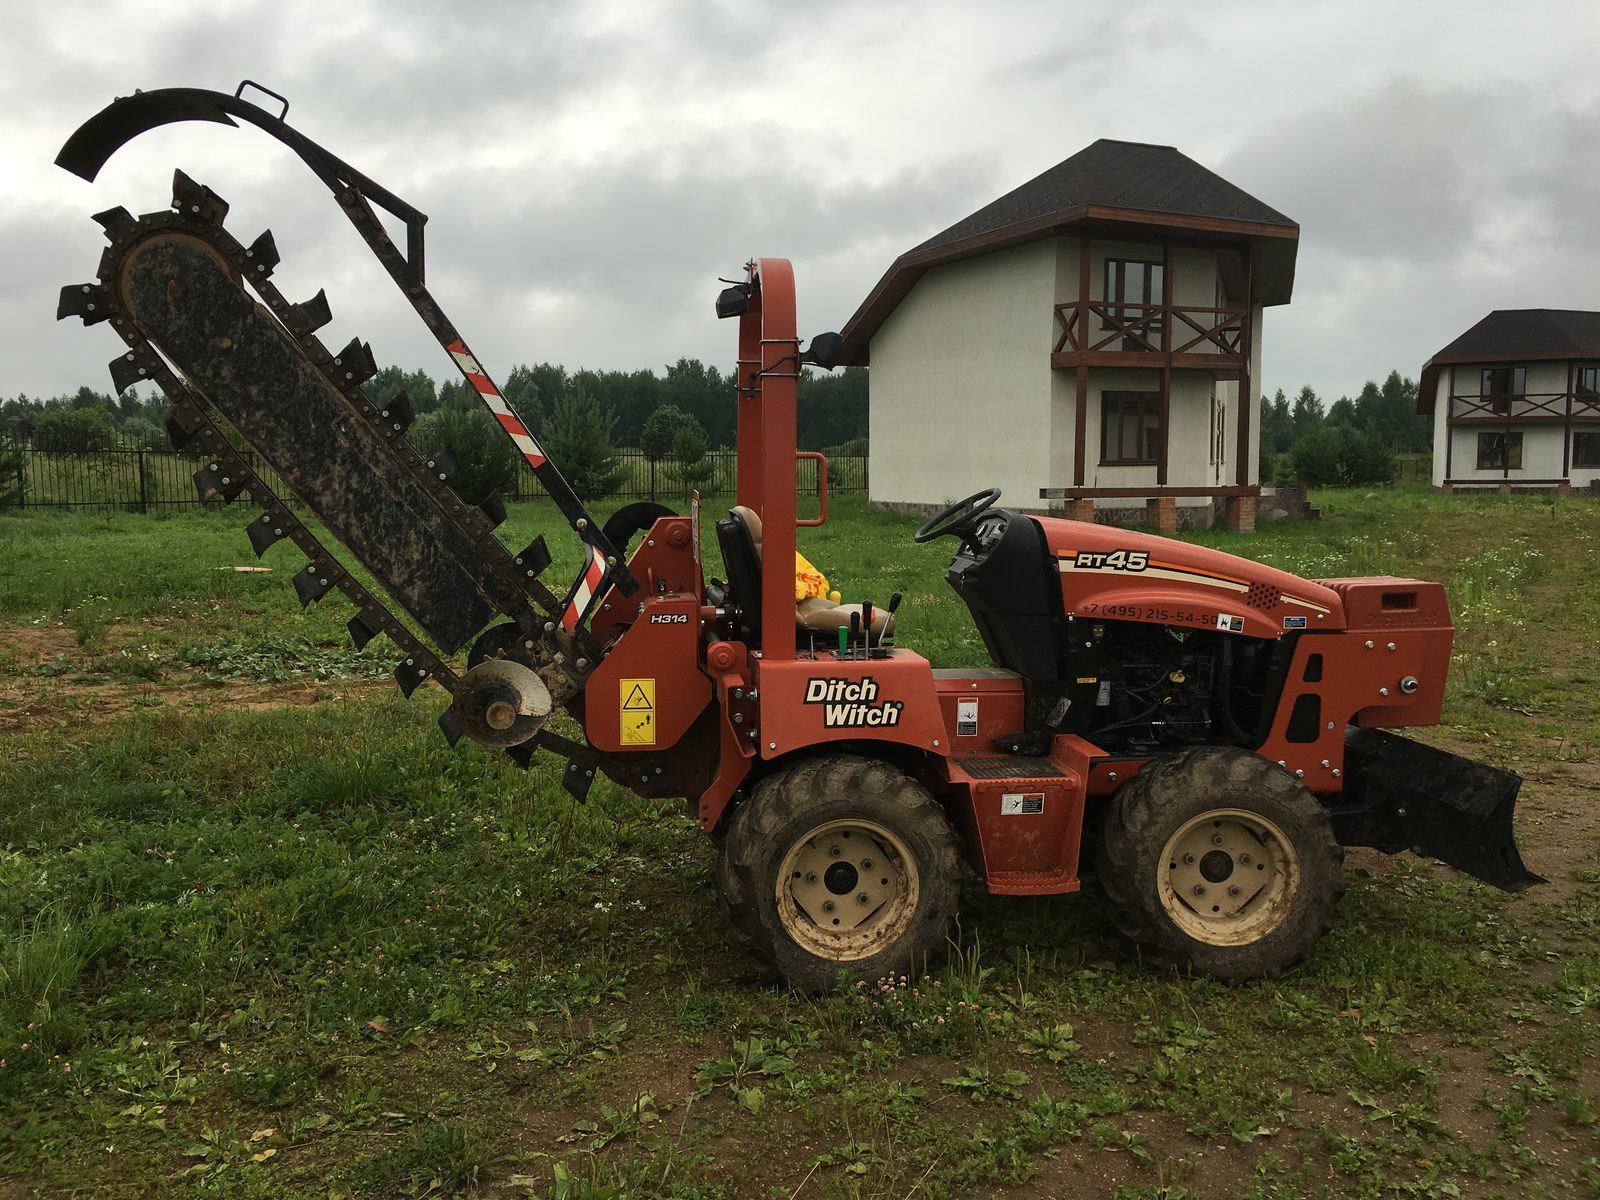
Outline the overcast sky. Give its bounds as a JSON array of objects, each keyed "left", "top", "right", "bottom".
[{"left": 5, "top": 0, "right": 1598, "bottom": 407}]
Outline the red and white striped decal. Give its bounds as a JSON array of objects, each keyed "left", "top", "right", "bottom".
[
  {"left": 561, "top": 544, "right": 609, "bottom": 632},
  {"left": 446, "top": 339, "right": 547, "bottom": 469}
]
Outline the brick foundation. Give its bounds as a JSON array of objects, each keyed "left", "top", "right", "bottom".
[
  {"left": 1064, "top": 498, "right": 1096, "bottom": 523},
  {"left": 1224, "top": 495, "right": 1256, "bottom": 533},
  {"left": 1143, "top": 496, "right": 1177, "bottom": 533}
]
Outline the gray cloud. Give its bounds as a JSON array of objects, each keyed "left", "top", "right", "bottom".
[{"left": 6, "top": 0, "right": 1600, "bottom": 407}]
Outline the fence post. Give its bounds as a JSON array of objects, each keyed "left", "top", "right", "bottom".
[
  {"left": 650, "top": 459, "right": 657, "bottom": 502},
  {"left": 137, "top": 448, "right": 148, "bottom": 514}
]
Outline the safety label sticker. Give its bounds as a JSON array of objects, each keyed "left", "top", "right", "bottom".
[
  {"left": 956, "top": 697, "right": 979, "bottom": 738},
  {"left": 1283, "top": 615, "right": 1307, "bottom": 629},
  {"left": 1001, "top": 792, "right": 1045, "bottom": 816},
  {"left": 620, "top": 678, "right": 656, "bottom": 746},
  {"left": 1215, "top": 613, "right": 1245, "bottom": 633}
]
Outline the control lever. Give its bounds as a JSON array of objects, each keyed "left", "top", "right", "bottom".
[
  {"left": 848, "top": 610, "right": 861, "bottom": 659},
  {"left": 877, "top": 591, "right": 903, "bottom": 652}
]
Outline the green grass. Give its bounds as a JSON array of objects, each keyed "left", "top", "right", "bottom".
[{"left": 1, "top": 486, "right": 1599, "bottom": 1197}]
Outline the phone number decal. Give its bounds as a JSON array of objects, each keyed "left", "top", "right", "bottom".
[{"left": 1075, "top": 601, "right": 1213, "bottom": 625}]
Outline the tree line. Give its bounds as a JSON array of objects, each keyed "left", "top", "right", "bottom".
[
  {"left": 0, "top": 359, "right": 870, "bottom": 505},
  {"left": 0, "top": 358, "right": 869, "bottom": 455},
  {"left": 1258, "top": 370, "right": 1429, "bottom": 487}
]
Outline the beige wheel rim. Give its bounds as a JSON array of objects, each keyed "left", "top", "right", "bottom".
[
  {"left": 775, "top": 819, "right": 920, "bottom": 962},
  {"left": 1158, "top": 808, "right": 1300, "bottom": 946}
]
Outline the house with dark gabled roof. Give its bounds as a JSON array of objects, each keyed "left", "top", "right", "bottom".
[
  {"left": 1418, "top": 310, "right": 1600, "bottom": 492},
  {"left": 838, "top": 139, "right": 1299, "bottom": 530}
]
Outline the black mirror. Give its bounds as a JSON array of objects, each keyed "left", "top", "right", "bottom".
[
  {"left": 800, "top": 331, "right": 843, "bottom": 370},
  {"left": 715, "top": 284, "right": 750, "bottom": 319}
]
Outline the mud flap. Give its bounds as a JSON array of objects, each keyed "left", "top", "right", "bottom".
[{"left": 1331, "top": 728, "right": 1544, "bottom": 892}]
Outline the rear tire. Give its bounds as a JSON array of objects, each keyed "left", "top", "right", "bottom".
[
  {"left": 717, "top": 755, "right": 962, "bottom": 993},
  {"left": 1096, "top": 747, "right": 1343, "bottom": 980}
]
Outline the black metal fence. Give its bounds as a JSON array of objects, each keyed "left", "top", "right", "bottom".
[{"left": 0, "top": 443, "right": 867, "bottom": 513}]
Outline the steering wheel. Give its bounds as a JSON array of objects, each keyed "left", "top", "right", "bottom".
[{"left": 914, "top": 487, "right": 1002, "bottom": 544}]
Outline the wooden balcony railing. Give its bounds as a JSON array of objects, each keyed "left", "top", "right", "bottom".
[
  {"left": 1448, "top": 391, "right": 1600, "bottom": 423},
  {"left": 1053, "top": 300, "right": 1247, "bottom": 359}
]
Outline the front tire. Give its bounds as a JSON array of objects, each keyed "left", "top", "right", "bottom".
[
  {"left": 717, "top": 755, "right": 962, "bottom": 992},
  {"left": 1096, "top": 747, "right": 1343, "bottom": 980}
]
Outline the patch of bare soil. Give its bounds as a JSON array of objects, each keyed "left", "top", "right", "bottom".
[
  {"left": 0, "top": 674, "right": 390, "bottom": 732},
  {"left": 0, "top": 622, "right": 388, "bottom": 732}
]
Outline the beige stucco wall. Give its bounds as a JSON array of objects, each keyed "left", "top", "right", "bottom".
[
  {"left": 1429, "top": 373, "right": 1449, "bottom": 487},
  {"left": 867, "top": 242, "right": 1057, "bottom": 508},
  {"left": 1431, "top": 360, "right": 1592, "bottom": 486},
  {"left": 1050, "top": 369, "right": 1223, "bottom": 509},
  {"left": 868, "top": 236, "right": 1260, "bottom": 508}
]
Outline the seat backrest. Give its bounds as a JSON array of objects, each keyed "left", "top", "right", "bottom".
[{"left": 715, "top": 508, "right": 763, "bottom": 638}]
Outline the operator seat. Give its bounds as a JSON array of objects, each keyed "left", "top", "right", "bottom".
[{"left": 718, "top": 505, "right": 893, "bottom": 638}]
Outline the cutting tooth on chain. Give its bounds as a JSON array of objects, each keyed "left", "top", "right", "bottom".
[
  {"left": 478, "top": 492, "right": 507, "bottom": 530},
  {"left": 170, "top": 170, "right": 228, "bottom": 224},
  {"left": 514, "top": 536, "right": 552, "bottom": 582},
  {"left": 393, "top": 657, "right": 429, "bottom": 698},
  {"left": 437, "top": 709, "right": 465, "bottom": 749},
  {"left": 193, "top": 462, "right": 246, "bottom": 503},
  {"left": 108, "top": 351, "right": 150, "bottom": 395},
  {"left": 92, "top": 206, "right": 138, "bottom": 240},
  {"left": 243, "top": 229, "right": 280, "bottom": 278},
  {"left": 164, "top": 410, "right": 201, "bottom": 451},
  {"left": 377, "top": 389, "right": 414, "bottom": 435},
  {"left": 425, "top": 448, "right": 458, "bottom": 486},
  {"left": 286, "top": 289, "right": 332, "bottom": 335},
  {"left": 56, "top": 283, "right": 113, "bottom": 326},
  {"left": 292, "top": 562, "right": 337, "bottom": 607},
  {"left": 246, "top": 510, "right": 289, "bottom": 557},
  {"left": 562, "top": 761, "right": 594, "bottom": 803},
  {"left": 332, "top": 337, "right": 377, "bottom": 387},
  {"left": 346, "top": 612, "right": 380, "bottom": 650}
]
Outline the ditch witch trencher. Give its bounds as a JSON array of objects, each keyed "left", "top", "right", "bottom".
[{"left": 55, "top": 84, "right": 1540, "bottom": 990}]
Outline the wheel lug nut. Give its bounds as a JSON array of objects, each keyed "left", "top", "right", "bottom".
[
  {"left": 806, "top": 873, "right": 817, "bottom": 883},
  {"left": 823, "top": 901, "right": 835, "bottom": 912},
  {"left": 1228, "top": 885, "right": 1240, "bottom": 896},
  {"left": 1193, "top": 885, "right": 1206, "bottom": 896},
  {"left": 857, "top": 893, "right": 870, "bottom": 904},
  {"left": 829, "top": 846, "right": 842, "bottom": 857},
  {"left": 1239, "top": 854, "right": 1250, "bottom": 865},
  {"left": 1212, "top": 835, "right": 1225, "bottom": 846},
  {"left": 1183, "top": 853, "right": 1195, "bottom": 864},
  {"left": 861, "top": 859, "right": 872, "bottom": 869}
]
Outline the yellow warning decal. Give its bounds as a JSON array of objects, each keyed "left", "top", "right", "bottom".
[{"left": 620, "top": 678, "right": 656, "bottom": 746}]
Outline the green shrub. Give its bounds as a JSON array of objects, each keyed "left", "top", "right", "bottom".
[
  {"left": 0, "top": 440, "right": 20, "bottom": 509},
  {"left": 639, "top": 404, "right": 696, "bottom": 462},
  {"left": 542, "top": 388, "right": 626, "bottom": 501},
  {"left": 410, "top": 399, "right": 521, "bottom": 506},
  {"left": 666, "top": 422, "right": 716, "bottom": 497},
  {"left": 31, "top": 407, "right": 115, "bottom": 454},
  {"left": 1287, "top": 425, "right": 1397, "bottom": 487}
]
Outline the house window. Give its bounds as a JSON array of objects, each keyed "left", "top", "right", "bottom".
[
  {"left": 1102, "top": 259, "right": 1163, "bottom": 334},
  {"left": 1574, "top": 431, "right": 1600, "bottom": 469},
  {"left": 1476, "top": 431, "right": 1523, "bottom": 470},
  {"left": 1576, "top": 367, "right": 1600, "bottom": 398},
  {"left": 1482, "top": 366, "right": 1525, "bottom": 414},
  {"left": 1102, "top": 391, "right": 1161, "bottom": 464}
]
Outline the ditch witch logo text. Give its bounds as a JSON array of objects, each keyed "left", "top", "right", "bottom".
[{"left": 803, "top": 677, "right": 904, "bottom": 728}]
